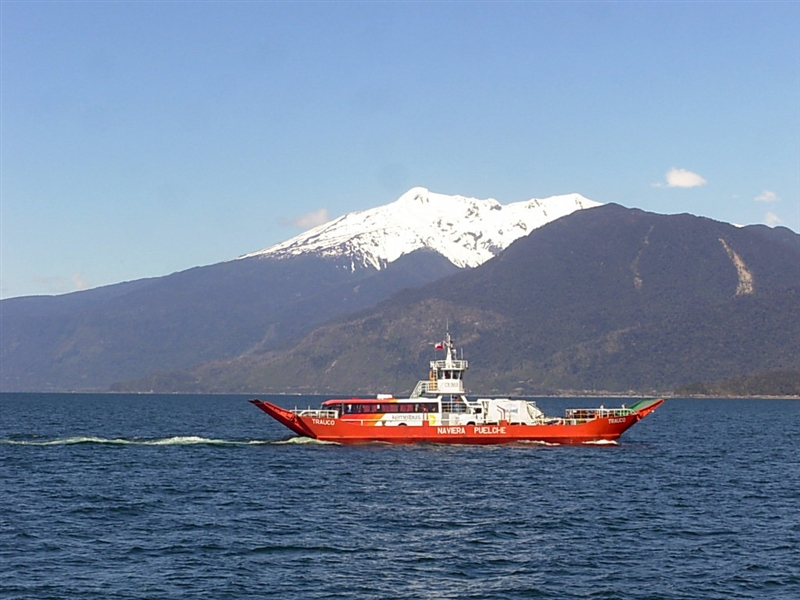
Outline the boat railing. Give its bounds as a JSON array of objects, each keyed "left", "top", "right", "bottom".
[
  {"left": 565, "top": 407, "right": 635, "bottom": 420},
  {"left": 410, "top": 380, "right": 432, "bottom": 398},
  {"left": 440, "top": 402, "right": 468, "bottom": 414},
  {"left": 293, "top": 408, "right": 339, "bottom": 419},
  {"left": 431, "top": 359, "right": 468, "bottom": 370}
]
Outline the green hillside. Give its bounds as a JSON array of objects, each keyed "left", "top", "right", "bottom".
[{"left": 118, "top": 205, "right": 800, "bottom": 396}]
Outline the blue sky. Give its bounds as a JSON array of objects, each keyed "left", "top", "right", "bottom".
[{"left": 2, "top": 1, "right": 798, "bottom": 299}]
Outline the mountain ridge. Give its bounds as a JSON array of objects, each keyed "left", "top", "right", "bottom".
[
  {"left": 121, "top": 204, "right": 800, "bottom": 396},
  {"left": 241, "top": 187, "right": 599, "bottom": 269},
  {"left": 1, "top": 187, "right": 600, "bottom": 392}
]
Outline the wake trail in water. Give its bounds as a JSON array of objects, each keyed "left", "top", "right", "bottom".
[
  {"left": 273, "top": 436, "right": 340, "bottom": 445},
  {"left": 0, "top": 436, "right": 285, "bottom": 447}
]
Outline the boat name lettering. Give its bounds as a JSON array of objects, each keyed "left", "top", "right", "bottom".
[
  {"left": 473, "top": 426, "right": 507, "bottom": 435},
  {"left": 312, "top": 418, "right": 336, "bottom": 426},
  {"left": 608, "top": 417, "right": 626, "bottom": 424},
  {"left": 437, "top": 427, "right": 466, "bottom": 435}
]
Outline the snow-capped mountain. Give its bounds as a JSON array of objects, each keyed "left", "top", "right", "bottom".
[{"left": 242, "top": 187, "right": 601, "bottom": 269}]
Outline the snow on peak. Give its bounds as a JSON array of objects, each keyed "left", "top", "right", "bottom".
[{"left": 240, "top": 188, "right": 601, "bottom": 269}]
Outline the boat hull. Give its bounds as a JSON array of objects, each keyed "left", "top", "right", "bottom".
[{"left": 249, "top": 399, "right": 664, "bottom": 445}]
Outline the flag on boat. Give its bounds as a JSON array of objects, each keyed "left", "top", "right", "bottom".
[{"left": 434, "top": 342, "right": 444, "bottom": 350}]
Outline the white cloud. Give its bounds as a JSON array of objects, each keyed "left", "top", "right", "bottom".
[
  {"left": 72, "top": 272, "right": 90, "bottom": 291},
  {"left": 291, "top": 208, "right": 330, "bottom": 229},
  {"left": 33, "top": 272, "right": 90, "bottom": 294},
  {"left": 764, "top": 212, "right": 783, "bottom": 226},
  {"left": 656, "top": 167, "right": 707, "bottom": 188},
  {"left": 754, "top": 190, "right": 779, "bottom": 203}
]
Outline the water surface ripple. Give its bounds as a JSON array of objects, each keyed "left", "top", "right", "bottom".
[{"left": 2, "top": 394, "right": 798, "bottom": 599}]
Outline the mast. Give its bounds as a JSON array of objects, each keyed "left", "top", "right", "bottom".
[{"left": 444, "top": 331, "right": 454, "bottom": 366}]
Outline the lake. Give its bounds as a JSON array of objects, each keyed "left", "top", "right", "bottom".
[{"left": 1, "top": 393, "right": 798, "bottom": 599}]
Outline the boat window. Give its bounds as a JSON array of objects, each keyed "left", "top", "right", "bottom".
[
  {"left": 342, "top": 403, "right": 400, "bottom": 414},
  {"left": 394, "top": 402, "right": 438, "bottom": 413}
]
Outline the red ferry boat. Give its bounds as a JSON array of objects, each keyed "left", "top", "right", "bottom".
[{"left": 250, "top": 334, "right": 664, "bottom": 445}]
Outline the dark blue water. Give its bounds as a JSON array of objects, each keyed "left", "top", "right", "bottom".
[{"left": 2, "top": 394, "right": 799, "bottom": 599}]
